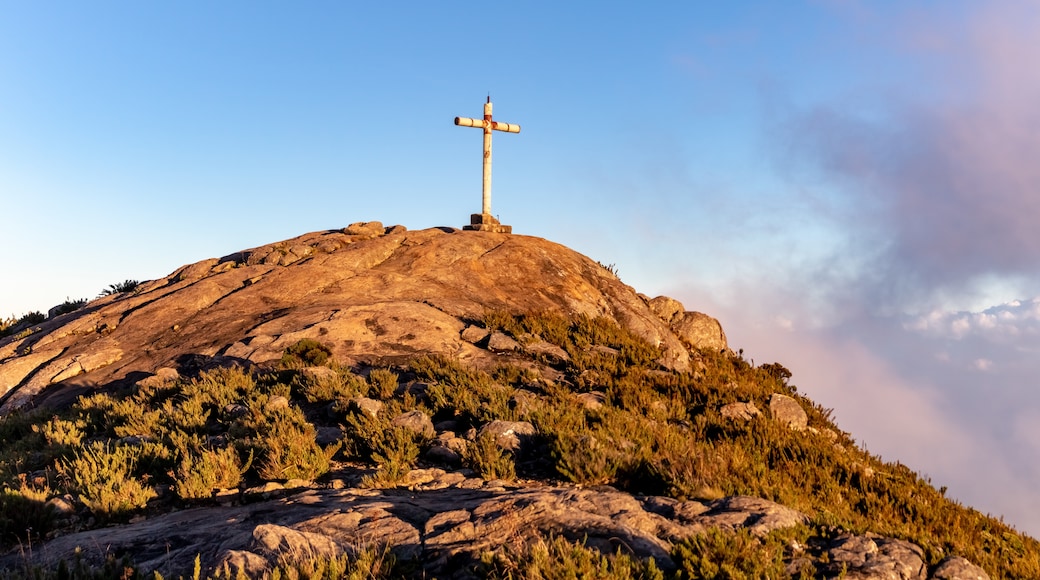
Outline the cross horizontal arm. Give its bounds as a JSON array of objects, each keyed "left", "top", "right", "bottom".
[{"left": 454, "top": 117, "right": 521, "bottom": 133}]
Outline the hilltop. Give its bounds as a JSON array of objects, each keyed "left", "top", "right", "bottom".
[{"left": 0, "top": 222, "right": 1034, "bottom": 579}]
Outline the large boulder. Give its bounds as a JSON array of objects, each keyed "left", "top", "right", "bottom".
[{"left": 646, "top": 295, "right": 728, "bottom": 352}]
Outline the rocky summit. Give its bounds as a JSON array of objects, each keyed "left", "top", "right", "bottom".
[
  {"left": 0, "top": 222, "right": 723, "bottom": 412},
  {"left": 0, "top": 222, "right": 1031, "bottom": 579}
]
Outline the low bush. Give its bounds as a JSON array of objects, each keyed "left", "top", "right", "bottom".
[
  {"left": 254, "top": 408, "right": 338, "bottom": 481},
  {"left": 0, "top": 485, "right": 55, "bottom": 549},
  {"left": 99, "top": 279, "right": 140, "bottom": 297},
  {"left": 58, "top": 441, "right": 156, "bottom": 519},
  {"left": 464, "top": 431, "right": 516, "bottom": 481},
  {"left": 482, "top": 535, "right": 665, "bottom": 580},
  {"left": 280, "top": 339, "right": 333, "bottom": 369}
]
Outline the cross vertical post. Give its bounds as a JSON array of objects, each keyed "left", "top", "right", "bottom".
[{"left": 455, "top": 97, "right": 520, "bottom": 233}]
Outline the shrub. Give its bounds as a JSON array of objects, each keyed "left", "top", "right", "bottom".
[
  {"left": 367, "top": 368, "right": 399, "bottom": 399},
  {"left": 465, "top": 431, "right": 516, "bottom": 481},
  {"left": 255, "top": 409, "right": 339, "bottom": 481},
  {"left": 672, "top": 527, "right": 804, "bottom": 580},
  {"left": 297, "top": 368, "right": 366, "bottom": 404},
  {"left": 281, "top": 338, "right": 333, "bottom": 368},
  {"left": 482, "top": 535, "right": 664, "bottom": 580},
  {"left": 59, "top": 441, "right": 156, "bottom": 519},
  {"left": 551, "top": 433, "right": 619, "bottom": 486},
  {"left": 33, "top": 415, "right": 86, "bottom": 449},
  {"left": 53, "top": 297, "right": 88, "bottom": 317},
  {"left": 174, "top": 443, "right": 250, "bottom": 500},
  {"left": 0, "top": 485, "right": 55, "bottom": 548},
  {"left": 99, "top": 279, "right": 140, "bottom": 297},
  {"left": 355, "top": 419, "right": 420, "bottom": 488}
]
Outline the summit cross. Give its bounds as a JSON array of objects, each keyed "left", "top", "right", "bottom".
[{"left": 455, "top": 97, "right": 520, "bottom": 233}]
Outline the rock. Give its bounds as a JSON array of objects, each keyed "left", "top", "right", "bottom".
[
  {"left": 576, "top": 391, "right": 606, "bottom": 410},
  {"left": 347, "top": 397, "right": 384, "bottom": 418},
  {"left": 391, "top": 410, "right": 435, "bottom": 439},
  {"left": 670, "top": 311, "right": 728, "bottom": 351},
  {"left": 486, "top": 332, "right": 521, "bottom": 353},
  {"left": 214, "top": 550, "right": 268, "bottom": 579},
  {"left": 137, "top": 367, "right": 181, "bottom": 389},
  {"left": 2, "top": 227, "right": 698, "bottom": 413},
  {"left": 4, "top": 484, "right": 811, "bottom": 578},
  {"left": 344, "top": 221, "right": 385, "bottom": 237},
  {"left": 251, "top": 523, "right": 343, "bottom": 561},
  {"left": 299, "top": 366, "right": 337, "bottom": 382},
  {"left": 460, "top": 325, "right": 490, "bottom": 344},
  {"left": 265, "top": 395, "right": 290, "bottom": 413},
  {"left": 648, "top": 295, "right": 685, "bottom": 324},
  {"left": 720, "top": 401, "right": 761, "bottom": 421},
  {"left": 425, "top": 445, "right": 462, "bottom": 467},
  {"left": 315, "top": 426, "right": 342, "bottom": 446},
  {"left": 932, "top": 556, "right": 991, "bottom": 580},
  {"left": 385, "top": 224, "right": 408, "bottom": 235},
  {"left": 45, "top": 496, "right": 76, "bottom": 515},
  {"left": 524, "top": 340, "right": 570, "bottom": 363},
  {"left": 823, "top": 534, "right": 926, "bottom": 580},
  {"left": 694, "top": 496, "right": 808, "bottom": 536},
  {"left": 478, "top": 420, "right": 536, "bottom": 451},
  {"left": 769, "top": 394, "right": 808, "bottom": 431}
]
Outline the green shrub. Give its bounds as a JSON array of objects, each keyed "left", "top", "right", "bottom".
[
  {"left": 365, "top": 426, "right": 422, "bottom": 486},
  {"left": 255, "top": 409, "right": 339, "bottom": 481},
  {"left": 99, "top": 279, "right": 140, "bottom": 296},
  {"left": 483, "top": 535, "right": 664, "bottom": 580},
  {"left": 367, "top": 368, "right": 399, "bottom": 399},
  {"left": 33, "top": 415, "right": 86, "bottom": 448},
  {"left": 465, "top": 431, "right": 516, "bottom": 481},
  {"left": 672, "top": 527, "right": 803, "bottom": 580},
  {"left": 59, "top": 441, "right": 156, "bottom": 519},
  {"left": 296, "top": 368, "right": 366, "bottom": 404},
  {"left": 551, "top": 433, "right": 619, "bottom": 486},
  {"left": 281, "top": 339, "right": 333, "bottom": 369},
  {"left": 0, "top": 485, "right": 55, "bottom": 548},
  {"left": 174, "top": 439, "right": 250, "bottom": 500},
  {"left": 53, "top": 297, "right": 88, "bottom": 316}
]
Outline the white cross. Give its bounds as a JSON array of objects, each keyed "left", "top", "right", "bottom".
[{"left": 455, "top": 97, "right": 521, "bottom": 217}]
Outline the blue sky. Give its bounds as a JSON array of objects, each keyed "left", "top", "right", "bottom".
[{"left": 5, "top": 1, "right": 1040, "bottom": 537}]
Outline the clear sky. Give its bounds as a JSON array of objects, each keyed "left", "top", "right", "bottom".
[{"left": 4, "top": 1, "right": 1040, "bottom": 537}]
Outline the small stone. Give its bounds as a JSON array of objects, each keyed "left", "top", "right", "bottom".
[
  {"left": 344, "top": 221, "right": 385, "bottom": 237},
  {"left": 933, "top": 556, "right": 991, "bottom": 580},
  {"left": 392, "top": 410, "right": 435, "bottom": 439},
  {"left": 46, "top": 497, "right": 76, "bottom": 515},
  {"left": 524, "top": 340, "right": 570, "bottom": 363},
  {"left": 425, "top": 445, "right": 462, "bottom": 467},
  {"left": 265, "top": 395, "right": 290, "bottom": 413},
  {"left": 720, "top": 401, "right": 761, "bottom": 421},
  {"left": 460, "top": 325, "right": 491, "bottom": 344},
  {"left": 575, "top": 391, "right": 606, "bottom": 410},
  {"left": 401, "top": 468, "right": 446, "bottom": 487},
  {"left": 347, "top": 397, "right": 384, "bottom": 418},
  {"left": 487, "top": 332, "right": 521, "bottom": 353},
  {"left": 478, "top": 420, "right": 536, "bottom": 451},
  {"left": 300, "top": 366, "right": 337, "bottom": 382},
  {"left": 768, "top": 393, "right": 807, "bottom": 431}
]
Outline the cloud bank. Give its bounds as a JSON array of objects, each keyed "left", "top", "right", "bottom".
[{"left": 673, "top": 3, "right": 1040, "bottom": 537}]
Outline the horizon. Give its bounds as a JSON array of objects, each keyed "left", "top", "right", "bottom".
[{"left": 3, "top": 2, "right": 1040, "bottom": 538}]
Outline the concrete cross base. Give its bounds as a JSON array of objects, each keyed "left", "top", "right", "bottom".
[{"left": 464, "top": 213, "right": 512, "bottom": 234}]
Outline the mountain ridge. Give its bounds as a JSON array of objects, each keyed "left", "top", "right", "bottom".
[{"left": 0, "top": 221, "right": 1032, "bottom": 579}]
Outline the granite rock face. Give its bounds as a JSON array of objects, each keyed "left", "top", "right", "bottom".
[
  {"left": 1, "top": 227, "right": 717, "bottom": 412},
  {"left": 3, "top": 474, "right": 807, "bottom": 578}
]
